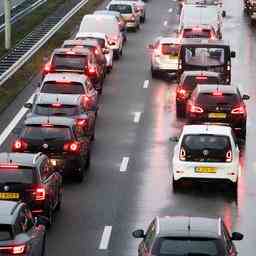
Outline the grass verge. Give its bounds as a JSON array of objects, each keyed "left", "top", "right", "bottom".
[{"left": 0, "top": 0, "right": 104, "bottom": 113}]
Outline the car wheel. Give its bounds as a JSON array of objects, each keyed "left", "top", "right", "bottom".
[
  {"left": 222, "top": 10, "right": 226, "bottom": 17},
  {"left": 76, "top": 166, "right": 85, "bottom": 183},
  {"left": 176, "top": 102, "right": 186, "bottom": 118},
  {"left": 151, "top": 66, "right": 159, "bottom": 78},
  {"left": 229, "top": 182, "right": 238, "bottom": 197},
  {"left": 172, "top": 177, "right": 180, "bottom": 192}
]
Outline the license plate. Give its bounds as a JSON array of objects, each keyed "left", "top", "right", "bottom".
[
  {"left": 0, "top": 193, "right": 19, "bottom": 200},
  {"left": 195, "top": 167, "right": 217, "bottom": 173},
  {"left": 208, "top": 113, "right": 226, "bottom": 118}
]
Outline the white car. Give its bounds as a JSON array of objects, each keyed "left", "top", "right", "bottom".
[
  {"left": 149, "top": 37, "right": 180, "bottom": 78},
  {"left": 75, "top": 32, "right": 114, "bottom": 71},
  {"left": 171, "top": 124, "right": 240, "bottom": 194}
]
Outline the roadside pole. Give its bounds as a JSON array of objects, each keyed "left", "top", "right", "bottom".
[{"left": 4, "top": 0, "right": 11, "bottom": 50}]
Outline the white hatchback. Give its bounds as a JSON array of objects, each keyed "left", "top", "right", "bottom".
[{"left": 171, "top": 124, "right": 240, "bottom": 193}]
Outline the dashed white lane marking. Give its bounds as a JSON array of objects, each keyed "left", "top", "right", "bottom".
[
  {"left": 0, "top": 94, "right": 34, "bottom": 146},
  {"left": 164, "top": 20, "right": 168, "bottom": 26},
  {"left": 99, "top": 226, "right": 112, "bottom": 250},
  {"left": 120, "top": 157, "right": 130, "bottom": 172},
  {"left": 143, "top": 80, "right": 149, "bottom": 88},
  {"left": 133, "top": 112, "right": 142, "bottom": 123},
  {"left": 168, "top": 8, "right": 173, "bottom": 13}
]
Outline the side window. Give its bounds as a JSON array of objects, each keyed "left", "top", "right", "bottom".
[
  {"left": 40, "top": 160, "right": 52, "bottom": 180},
  {"left": 144, "top": 220, "right": 156, "bottom": 251}
]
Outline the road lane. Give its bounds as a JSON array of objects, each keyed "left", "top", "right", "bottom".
[{"left": 0, "top": 0, "right": 255, "bottom": 255}]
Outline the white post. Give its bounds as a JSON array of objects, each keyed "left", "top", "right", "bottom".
[{"left": 4, "top": 0, "right": 11, "bottom": 50}]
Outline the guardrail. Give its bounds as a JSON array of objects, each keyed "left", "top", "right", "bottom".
[{"left": 0, "top": 0, "right": 89, "bottom": 87}]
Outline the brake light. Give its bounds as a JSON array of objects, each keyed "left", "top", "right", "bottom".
[
  {"left": 12, "top": 139, "right": 28, "bottom": 152},
  {"left": 41, "top": 123, "right": 53, "bottom": 127},
  {"left": 0, "top": 164, "right": 19, "bottom": 169},
  {"left": 94, "top": 49, "right": 99, "bottom": 55},
  {"left": 63, "top": 141, "right": 80, "bottom": 153},
  {"left": 0, "top": 245, "right": 26, "bottom": 255},
  {"left": 212, "top": 91, "right": 223, "bottom": 96},
  {"left": 231, "top": 106, "right": 245, "bottom": 114},
  {"left": 196, "top": 76, "right": 207, "bottom": 80},
  {"left": 179, "top": 147, "right": 186, "bottom": 161},
  {"left": 55, "top": 80, "right": 71, "bottom": 84},
  {"left": 52, "top": 103, "right": 62, "bottom": 107},
  {"left": 130, "top": 15, "right": 135, "bottom": 21},
  {"left": 66, "top": 51, "right": 75, "bottom": 55},
  {"left": 43, "top": 62, "right": 52, "bottom": 74},
  {"left": 76, "top": 119, "right": 88, "bottom": 127},
  {"left": 226, "top": 150, "right": 232, "bottom": 162},
  {"left": 190, "top": 105, "right": 203, "bottom": 113},
  {"left": 87, "top": 66, "right": 97, "bottom": 75},
  {"left": 192, "top": 27, "right": 202, "bottom": 31},
  {"left": 35, "top": 187, "right": 46, "bottom": 201},
  {"left": 177, "top": 88, "right": 187, "bottom": 99}
]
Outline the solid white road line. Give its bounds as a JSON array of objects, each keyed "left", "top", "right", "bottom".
[
  {"left": 133, "top": 112, "right": 141, "bottom": 123},
  {"left": 143, "top": 80, "right": 149, "bottom": 88},
  {"left": 0, "top": 94, "right": 34, "bottom": 146},
  {"left": 99, "top": 226, "right": 112, "bottom": 250},
  {"left": 120, "top": 157, "right": 130, "bottom": 172}
]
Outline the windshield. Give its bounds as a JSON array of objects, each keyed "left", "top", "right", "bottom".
[
  {"left": 152, "top": 237, "right": 223, "bottom": 256},
  {"left": 52, "top": 54, "right": 87, "bottom": 70},
  {"left": 23, "top": 126, "right": 72, "bottom": 141},
  {"left": 34, "top": 104, "right": 79, "bottom": 117},
  {"left": 41, "top": 82, "right": 85, "bottom": 94},
  {"left": 161, "top": 44, "right": 180, "bottom": 56},
  {"left": 0, "top": 168, "right": 34, "bottom": 184},
  {"left": 183, "top": 47, "right": 226, "bottom": 67},
  {"left": 109, "top": 4, "right": 132, "bottom": 14}
]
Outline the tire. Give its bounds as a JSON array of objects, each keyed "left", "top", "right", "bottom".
[
  {"left": 107, "top": 66, "right": 112, "bottom": 73},
  {"left": 151, "top": 66, "right": 159, "bottom": 78},
  {"left": 176, "top": 102, "right": 186, "bottom": 118},
  {"left": 172, "top": 177, "right": 180, "bottom": 192},
  {"left": 76, "top": 166, "right": 85, "bottom": 183},
  {"left": 222, "top": 10, "right": 226, "bottom": 17},
  {"left": 229, "top": 182, "right": 238, "bottom": 197}
]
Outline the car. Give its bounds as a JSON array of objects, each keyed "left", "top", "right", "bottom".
[
  {"left": 24, "top": 93, "right": 96, "bottom": 141},
  {"left": 186, "top": 84, "right": 249, "bottom": 139},
  {"left": 0, "top": 201, "right": 48, "bottom": 255},
  {"left": 42, "top": 47, "right": 105, "bottom": 93},
  {"left": 62, "top": 39, "right": 107, "bottom": 76},
  {"left": 179, "top": 24, "right": 218, "bottom": 39},
  {"left": 75, "top": 32, "right": 114, "bottom": 72},
  {"left": 93, "top": 10, "right": 127, "bottom": 42},
  {"left": 0, "top": 153, "right": 62, "bottom": 226},
  {"left": 133, "top": 216, "right": 243, "bottom": 256},
  {"left": 148, "top": 37, "right": 180, "bottom": 78},
  {"left": 12, "top": 116, "right": 91, "bottom": 182},
  {"left": 171, "top": 124, "right": 241, "bottom": 193},
  {"left": 176, "top": 71, "right": 221, "bottom": 117},
  {"left": 106, "top": 1, "right": 140, "bottom": 31},
  {"left": 37, "top": 73, "right": 99, "bottom": 109},
  {"left": 78, "top": 14, "right": 124, "bottom": 59}
]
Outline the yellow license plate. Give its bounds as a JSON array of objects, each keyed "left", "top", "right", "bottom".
[
  {"left": 195, "top": 167, "right": 217, "bottom": 173},
  {"left": 0, "top": 193, "right": 19, "bottom": 200},
  {"left": 208, "top": 113, "right": 226, "bottom": 118}
]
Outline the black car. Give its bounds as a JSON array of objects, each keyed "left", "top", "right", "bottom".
[
  {"left": 186, "top": 84, "right": 249, "bottom": 139},
  {"left": 176, "top": 71, "right": 221, "bottom": 117},
  {"left": 0, "top": 201, "right": 48, "bottom": 255},
  {"left": 133, "top": 216, "right": 243, "bottom": 256},
  {"left": 0, "top": 153, "right": 62, "bottom": 226},
  {"left": 25, "top": 93, "right": 96, "bottom": 141},
  {"left": 12, "top": 116, "right": 91, "bottom": 182},
  {"left": 42, "top": 47, "right": 105, "bottom": 93}
]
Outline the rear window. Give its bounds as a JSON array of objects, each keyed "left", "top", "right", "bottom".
[
  {"left": 23, "top": 126, "right": 72, "bottom": 141},
  {"left": 109, "top": 4, "right": 132, "bottom": 14},
  {"left": 182, "top": 76, "right": 219, "bottom": 90},
  {"left": 34, "top": 104, "right": 79, "bottom": 117},
  {"left": 82, "top": 37, "right": 105, "bottom": 48},
  {"left": 197, "top": 93, "right": 240, "bottom": 105},
  {"left": 52, "top": 54, "right": 87, "bottom": 70},
  {"left": 41, "top": 82, "right": 85, "bottom": 95},
  {"left": 161, "top": 44, "right": 180, "bottom": 56},
  {"left": 0, "top": 168, "right": 34, "bottom": 184},
  {"left": 152, "top": 237, "right": 223, "bottom": 256},
  {"left": 182, "top": 28, "right": 212, "bottom": 38},
  {"left": 0, "top": 225, "right": 12, "bottom": 241},
  {"left": 181, "top": 134, "right": 231, "bottom": 162}
]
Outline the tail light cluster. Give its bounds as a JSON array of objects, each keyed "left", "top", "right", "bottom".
[
  {"left": 63, "top": 141, "right": 80, "bottom": 154},
  {"left": 12, "top": 139, "right": 28, "bottom": 152},
  {"left": 226, "top": 150, "right": 232, "bottom": 162},
  {"left": 86, "top": 66, "right": 97, "bottom": 77},
  {"left": 189, "top": 104, "right": 204, "bottom": 113},
  {"left": 27, "top": 185, "right": 46, "bottom": 201},
  {"left": 43, "top": 62, "right": 53, "bottom": 75},
  {"left": 0, "top": 245, "right": 26, "bottom": 255},
  {"left": 130, "top": 15, "right": 136, "bottom": 22},
  {"left": 76, "top": 118, "right": 88, "bottom": 128},
  {"left": 231, "top": 106, "right": 245, "bottom": 114},
  {"left": 177, "top": 88, "right": 188, "bottom": 99}
]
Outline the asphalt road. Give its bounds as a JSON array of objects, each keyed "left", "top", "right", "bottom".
[
  {"left": 0, "top": 0, "right": 255, "bottom": 255},
  {"left": 0, "top": 0, "right": 25, "bottom": 15}
]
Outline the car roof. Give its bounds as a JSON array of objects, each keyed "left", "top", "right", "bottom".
[
  {"left": 76, "top": 32, "right": 107, "bottom": 40},
  {"left": 182, "top": 70, "right": 220, "bottom": 77},
  {"left": 180, "top": 38, "right": 229, "bottom": 46},
  {"left": 36, "top": 93, "right": 81, "bottom": 106},
  {"left": 43, "top": 73, "right": 87, "bottom": 85},
  {"left": 52, "top": 47, "right": 91, "bottom": 56},
  {"left": 157, "top": 216, "right": 221, "bottom": 238},
  {"left": 182, "top": 124, "right": 232, "bottom": 136},
  {"left": 109, "top": 0, "right": 135, "bottom": 6},
  {"left": 94, "top": 10, "right": 121, "bottom": 17},
  {"left": 0, "top": 201, "right": 20, "bottom": 224},
  {"left": 0, "top": 153, "right": 44, "bottom": 168},
  {"left": 159, "top": 37, "right": 181, "bottom": 44},
  {"left": 182, "top": 24, "right": 214, "bottom": 29},
  {"left": 197, "top": 84, "right": 237, "bottom": 94},
  {"left": 82, "top": 14, "right": 116, "bottom": 21},
  {"left": 63, "top": 39, "right": 99, "bottom": 47},
  {"left": 25, "top": 116, "right": 75, "bottom": 127}
]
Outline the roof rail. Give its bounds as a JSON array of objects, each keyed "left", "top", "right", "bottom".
[{"left": 33, "top": 152, "right": 43, "bottom": 164}]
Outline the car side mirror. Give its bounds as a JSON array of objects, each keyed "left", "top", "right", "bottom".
[
  {"left": 103, "top": 48, "right": 110, "bottom": 54},
  {"left": 242, "top": 94, "right": 250, "bottom": 100},
  {"left": 231, "top": 232, "right": 244, "bottom": 241},
  {"left": 132, "top": 229, "right": 145, "bottom": 238},
  {"left": 24, "top": 102, "right": 33, "bottom": 109},
  {"left": 35, "top": 216, "right": 49, "bottom": 227},
  {"left": 230, "top": 51, "right": 236, "bottom": 58},
  {"left": 148, "top": 44, "right": 154, "bottom": 50},
  {"left": 169, "top": 136, "right": 179, "bottom": 142}
]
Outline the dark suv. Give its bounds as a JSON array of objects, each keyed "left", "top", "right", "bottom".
[
  {"left": 186, "top": 84, "right": 249, "bottom": 139},
  {"left": 12, "top": 116, "right": 91, "bottom": 182},
  {"left": 176, "top": 71, "right": 221, "bottom": 117},
  {"left": 25, "top": 93, "right": 96, "bottom": 141},
  {"left": 133, "top": 216, "right": 243, "bottom": 256},
  {"left": 43, "top": 47, "right": 105, "bottom": 92},
  {"left": 0, "top": 201, "right": 48, "bottom": 255},
  {"left": 0, "top": 153, "right": 62, "bottom": 226}
]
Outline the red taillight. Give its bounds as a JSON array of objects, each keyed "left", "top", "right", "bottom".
[
  {"left": 226, "top": 150, "right": 232, "bottom": 162},
  {"left": 52, "top": 103, "right": 62, "bottom": 107},
  {"left": 0, "top": 245, "right": 26, "bottom": 255},
  {"left": 66, "top": 50, "right": 75, "bottom": 55},
  {"left": 41, "top": 123, "right": 53, "bottom": 127},
  {"left": 196, "top": 76, "right": 207, "bottom": 81},
  {"left": 12, "top": 139, "right": 28, "bottom": 152},
  {"left": 63, "top": 141, "right": 80, "bottom": 154},
  {"left": 179, "top": 147, "right": 186, "bottom": 161},
  {"left": 192, "top": 27, "right": 202, "bottom": 31},
  {"left": 130, "top": 15, "right": 135, "bottom": 21},
  {"left": 35, "top": 187, "right": 46, "bottom": 201},
  {"left": 76, "top": 119, "right": 88, "bottom": 127},
  {"left": 55, "top": 80, "right": 71, "bottom": 84},
  {"left": 43, "top": 62, "right": 51, "bottom": 74},
  {"left": 177, "top": 88, "right": 187, "bottom": 99},
  {"left": 212, "top": 91, "right": 223, "bottom": 96},
  {"left": 0, "top": 164, "right": 19, "bottom": 169},
  {"left": 231, "top": 106, "right": 245, "bottom": 114},
  {"left": 94, "top": 49, "right": 99, "bottom": 55},
  {"left": 87, "top": 66, "right": 97, "bottom": 76},
  {"left": 190, "top": 105, "right": 204, "bottom": 113}
]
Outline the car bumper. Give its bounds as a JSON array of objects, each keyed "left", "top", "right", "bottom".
[{"left": 152, "top": 60, "right": 178, "bottom": 72}]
